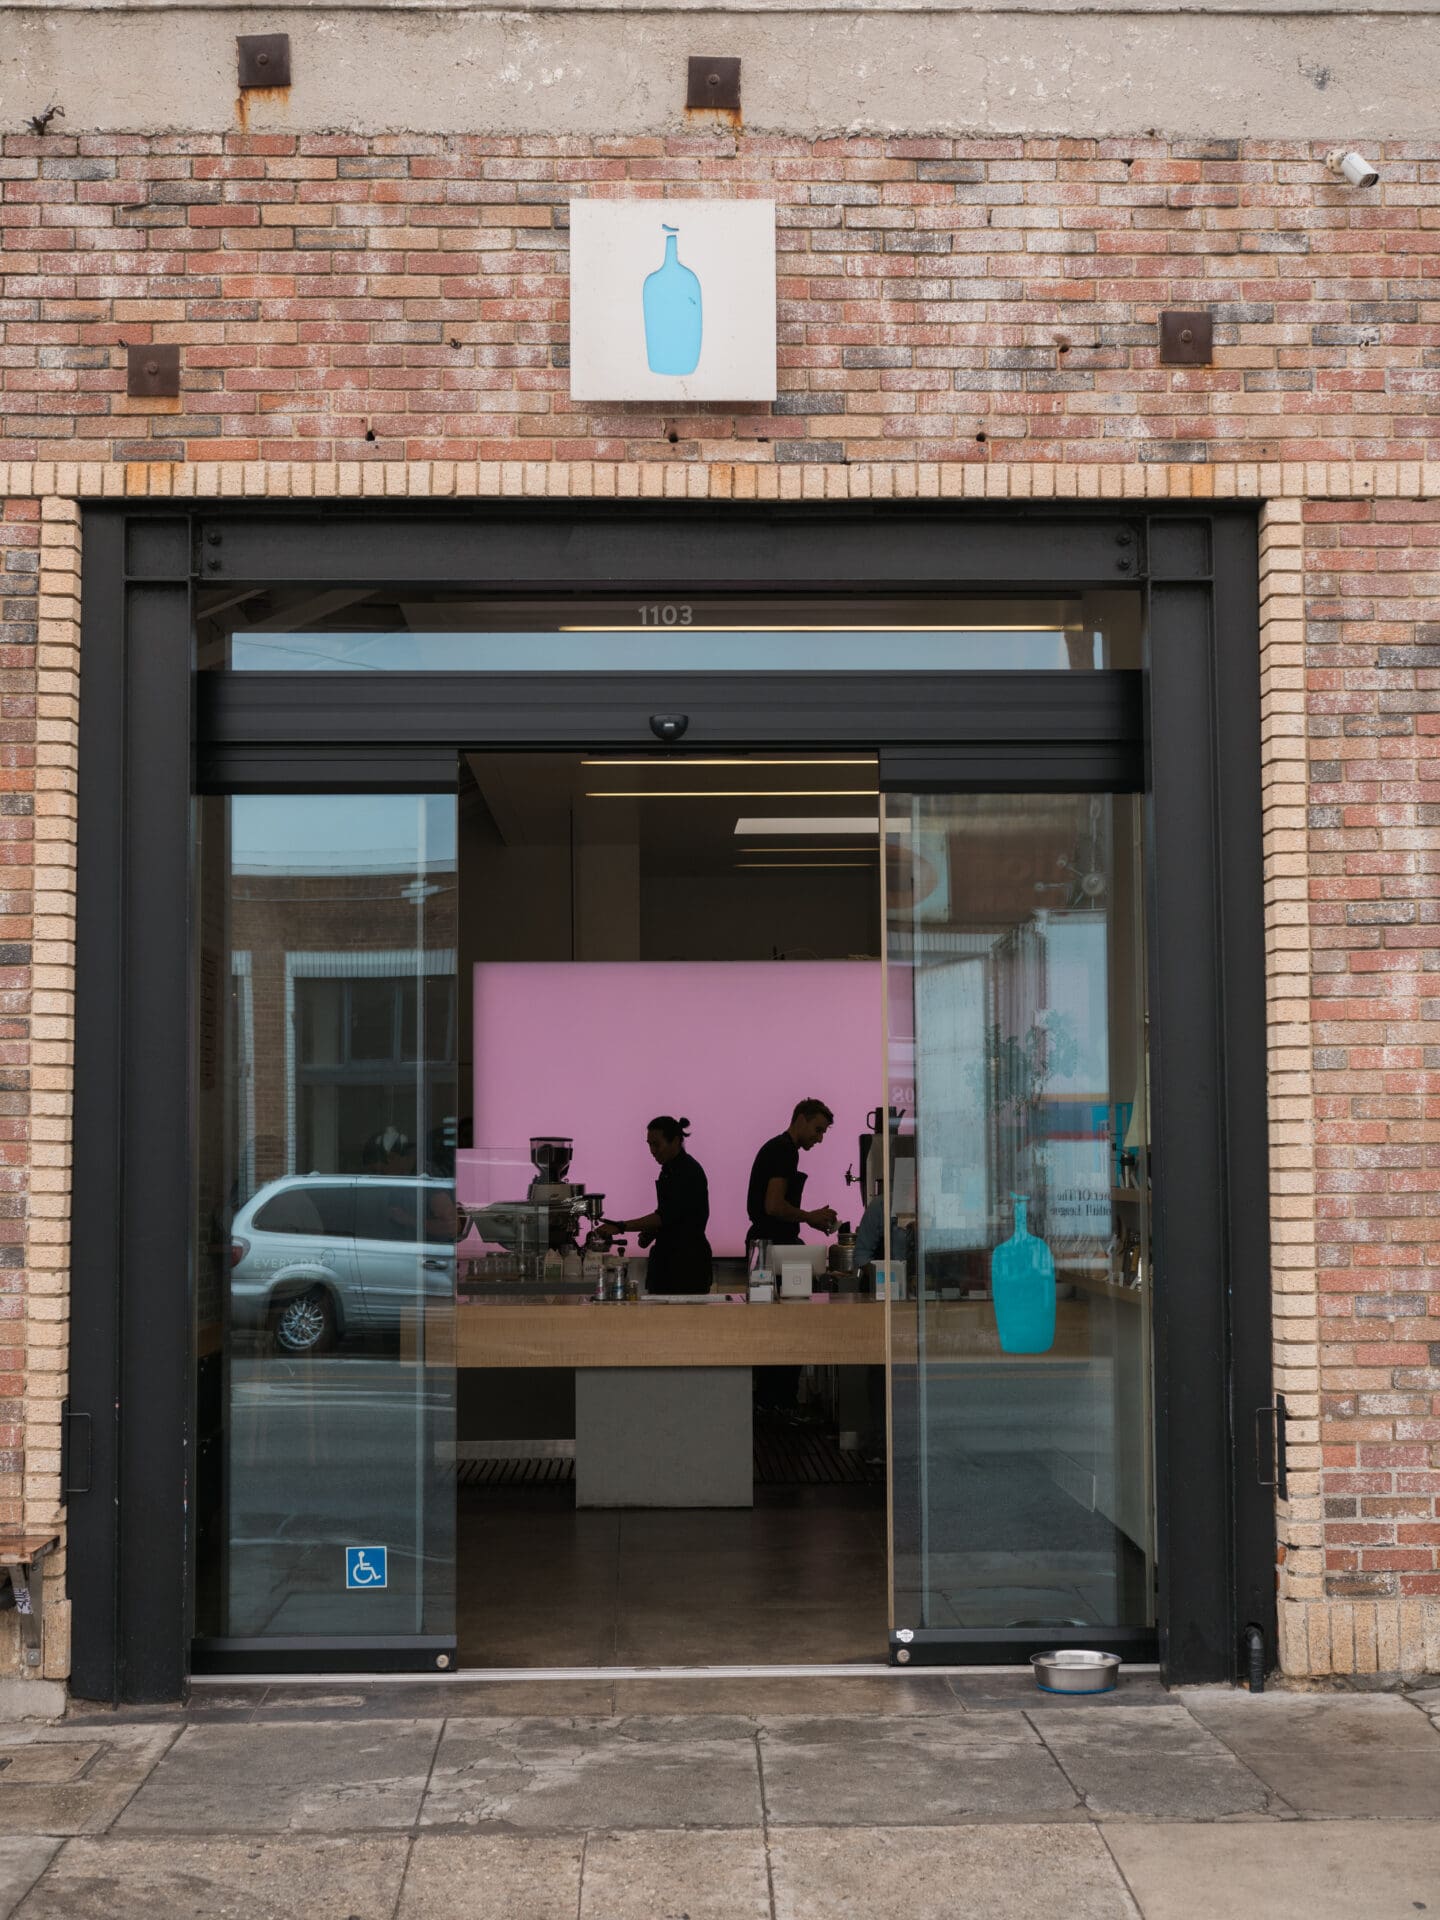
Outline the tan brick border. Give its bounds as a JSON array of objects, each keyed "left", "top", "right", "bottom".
[
  {"left": 17, "top": 458, "right": 1438, "bottom": 1684},
  {"left": 27, "top": 500, "right": 79, "bottom": 1682},
  {"left": 1259, "top": 503, "right": 1326, "bottom": 1671},
  {"left": 5, "top": 459, "right": 1440, "bottom": 505}
]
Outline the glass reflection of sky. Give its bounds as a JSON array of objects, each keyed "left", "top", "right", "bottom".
[
  {"left": 231, "top": 793, "right": 456, "bottom": 876},
  {"left": 229, "top": 628, "right": 1094, "bottom": 673}
]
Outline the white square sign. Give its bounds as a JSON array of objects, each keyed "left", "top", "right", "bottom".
[{"left": 569, "top": 199, "right": 776, "bottom": 403}]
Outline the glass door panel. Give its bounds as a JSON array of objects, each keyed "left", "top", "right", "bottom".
[
  {"left": 884, "top": 791, "right": 1153, "bottom": 1642},
  {"left": 194, "top": 792, "right": 458, "bottom": 1655}
]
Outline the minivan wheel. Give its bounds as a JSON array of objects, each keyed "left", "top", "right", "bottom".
[{"left": 272, "top": 1286, "right": 336, "bottom": 1356}]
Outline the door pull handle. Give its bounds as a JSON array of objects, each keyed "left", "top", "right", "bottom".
[
  {"left": 61, "top": 1403, "right": 92, "bottom": 1499},
  {"left": 1255, "top": 1393, "right": 1288, "bottom": 1500}
]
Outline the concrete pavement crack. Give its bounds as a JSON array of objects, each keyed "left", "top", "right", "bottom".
[
  {"left": 1095, "top": 1825, "right": 1148, "bottom": 1919},
  {"left": 398, "top": 1711, "right": 447, "bottom": 1850},
  {"left": 388, "top": 1836, "right": 418, "bottom": 1920},
  {"left": 1020, "top": 1709, "right": 1092, "bottom": 1817},
  {"left": 99, "top": 1722, "right": 187, "bottom": 1834},
  {"left": 1176, "top": 1699, "right": 1302, "bottom": 1819},
  {"left": 754, "top": 1726, "right": 779, "bottom": 1920}
]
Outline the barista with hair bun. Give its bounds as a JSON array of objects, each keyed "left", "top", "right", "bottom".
[{"left": 603, "top": 1115, "right": 714, "bottom": 1295}]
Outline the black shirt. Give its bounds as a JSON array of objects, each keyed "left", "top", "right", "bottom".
[
  {"left": 747, "top": 1130, "right": 806, "bottom": 1245},
  {"left": 646, "top": 1149, "right": 713, "bottom": 1294},
  {"left": 655, "top": 1148, "right": 710, "bottom": 1240}
]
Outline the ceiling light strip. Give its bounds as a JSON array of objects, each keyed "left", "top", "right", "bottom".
[
  {"left": 580, "top": 757, "right": 876, "bottom": 769},
  {"left": 584, "top": 789, "right": 878, "bottom": 800},
  {"left": 734, "top": 815, "right": 882, "bottom": 836}
]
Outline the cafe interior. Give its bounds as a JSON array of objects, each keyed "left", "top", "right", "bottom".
[
  {"left": 452, "top": 748, "right": 891, "bottom": 1667},
  {"left": 196, "top": 588, "right": 1154, "bottom": 1672}
]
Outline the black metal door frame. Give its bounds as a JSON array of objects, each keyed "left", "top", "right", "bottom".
[{"left": 71, "top": 502, "right": 1271, "bottom": 1701}]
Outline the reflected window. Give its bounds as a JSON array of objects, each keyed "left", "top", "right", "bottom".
[
  {"left": 356, "top": 1184, "right": 424, "bottom": 1245},
  {"left": 253, "top": 1185, "right": 354, "bottom": 1238},
  {"left": 293, "top": 970, "right": 456, "bottom": 1176}
]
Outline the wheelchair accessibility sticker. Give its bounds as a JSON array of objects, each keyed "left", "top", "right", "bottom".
[{"left": 345, "top": 1547, "right": 388, "bottom": 1590}]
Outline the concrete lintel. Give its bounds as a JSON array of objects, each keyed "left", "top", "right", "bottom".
[{"left": 0, "top": 10, "right": 1437, "bottom": 138}]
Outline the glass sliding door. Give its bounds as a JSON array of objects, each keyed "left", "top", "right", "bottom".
[
  {"left": 193, "top": 791, "right": 458, "bottom": 1663},
  {"left": 884, "top": 791, "right": 1154, "bottom": 1650}
]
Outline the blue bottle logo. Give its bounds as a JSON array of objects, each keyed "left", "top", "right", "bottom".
[
  {"left": 643, "top": 225, "right": 703, "bottom": 375},
  {"left": 990, "top": 1194, "right": 1056, "bottom": 1354}
]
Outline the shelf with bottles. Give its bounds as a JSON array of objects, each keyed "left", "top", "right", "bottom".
[
  {"left": 1111, "top": 1142, "right": 1151, "bottom": 1218},
  {"left": 1103, "top": 1222, "right": 1149, "bottom": 1296}
]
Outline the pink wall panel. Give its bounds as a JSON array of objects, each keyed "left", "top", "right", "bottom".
[{"left": 468, "top": 961, "right": 882, "bottom": 1256}]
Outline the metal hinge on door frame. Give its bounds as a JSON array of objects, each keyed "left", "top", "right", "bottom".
[{"left": 1255, "top": 1392, "right": 1288, "bottom": 1501}]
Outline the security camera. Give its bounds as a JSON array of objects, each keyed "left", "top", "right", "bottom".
[
  {"left": 1326, "top": 149, "right": 1379, "bottom": 188},
  {"left": 649, "top": 713, "right": 690, "bottom": 742}
]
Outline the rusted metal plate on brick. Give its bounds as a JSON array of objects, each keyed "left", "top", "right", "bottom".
[
  {"left": 686, "top": 56, "right": 741, "bottom": 113},
  {"left": 1159, "top": 310, "right": 1213, "bottom": 366},
  {"left": 126, "top": 344, "right": 180, "bottom": 399},
  {"left": 237, "top": 33, "right": 291, "bottom": 90}
]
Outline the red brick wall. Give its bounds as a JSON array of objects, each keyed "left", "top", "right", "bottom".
[
  {"left": 0, "top": 132, "right": 1437, "bottom": 468},
  {"left": 6, "top": 121, "right": 1440, "bottom": 1674},
  {"left": 1308, "top": 498, "right": 1440, "bottom": 1606}
]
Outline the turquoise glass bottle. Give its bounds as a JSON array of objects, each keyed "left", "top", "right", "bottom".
[
  {"left": 990, "top": 1194, "right": 1056, "bottom": 1354},
  {"left": 643, "top": 226, "right": 703, "bottom": 375}
]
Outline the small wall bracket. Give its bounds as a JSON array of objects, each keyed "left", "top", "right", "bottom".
[
  {"left": 238, "top": 33, "right": 292, "bottom": 90},
  {"left": 686, "top": 57, "right": 741, "bottom": 113},
  {"left": 126, "top": 344, "right": 180, "bottom": 399},
  {"left": 1159, "top": 310, "right": 1213, "bottom": 367}
]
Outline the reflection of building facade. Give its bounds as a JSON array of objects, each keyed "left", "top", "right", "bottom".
[{"left": 229, "top": 871, "right": 457, "bottom": 1199}]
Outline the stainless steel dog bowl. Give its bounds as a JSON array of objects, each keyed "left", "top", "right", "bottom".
[{"left": 1030, "top": 1649, "right": 1121, "bottom": 1694}]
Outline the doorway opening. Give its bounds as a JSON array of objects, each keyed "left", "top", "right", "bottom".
[
  {"left": 74, "top": 501, "right": 1273, "bottom": 1701},
  {"left": 186, "top": 577, "right": 1171, "bottom": 1675},
  {"left": 454, "top": 749, "right": 888, "bottom": 1667}
]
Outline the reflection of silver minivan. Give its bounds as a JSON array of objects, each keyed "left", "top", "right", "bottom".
[{"left": 230, "top": 1175, "right": 454, "bottom": 1354}]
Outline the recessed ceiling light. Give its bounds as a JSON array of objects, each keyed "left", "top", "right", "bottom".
[
  {"left": 580, "top": 757, "right": 876, "bottom": 768},
  {"left": 734, "top": 815, "right": 881, "bottom": 836}
]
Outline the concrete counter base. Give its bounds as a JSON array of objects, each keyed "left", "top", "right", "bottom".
[{"left": 575, "top": 1368, "right": 753, "bottom": 1509}]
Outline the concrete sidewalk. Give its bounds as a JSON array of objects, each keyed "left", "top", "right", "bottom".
[{"left": 0, "top": 1675, "right": 1435, "bottom": 1917}]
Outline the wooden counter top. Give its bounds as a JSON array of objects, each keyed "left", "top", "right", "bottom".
[
  {"left": 443, "top": 1299, "right": 887, "bottom": 1369},
  {"left": 407, "top": 1288, "right": 1128, "bottom": 1370}
]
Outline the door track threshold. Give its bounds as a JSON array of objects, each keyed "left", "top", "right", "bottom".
[{"left": 191, "top": 1662, "right": 1161, "bottom": 1686}]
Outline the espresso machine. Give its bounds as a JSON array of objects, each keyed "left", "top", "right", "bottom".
[{"left": 470, "top": 1136, "right": 607, "bottom": 1261}]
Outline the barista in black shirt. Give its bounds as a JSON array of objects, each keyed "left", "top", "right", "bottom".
[
  {"left": 746, "top": 1098, "right": 839, "bottom": 1248},
  {"left": 605, "top": 1115, "right": 714, "bottom": 1294}
]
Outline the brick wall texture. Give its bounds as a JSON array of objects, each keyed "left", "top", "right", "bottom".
[
  {"left": 3, "top": 126, "right": 1440, "bottom": 1681},
  {"left": 1308, "top": 501, "right": 1440, "bottom": 1604},
  {"left": 0, "top": 132, "right": 1437, "bottom": 470}
]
